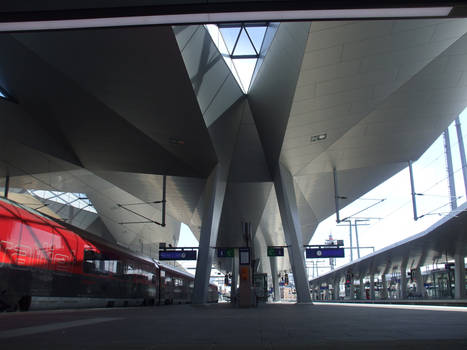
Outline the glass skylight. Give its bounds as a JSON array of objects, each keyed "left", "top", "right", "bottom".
[
  {"left": 28, "top": 190, "right": 97, "bottom": 213},
  {"left": 206, "top": 22, "right": 271, "bottom": 93},
  {"left": 0, "top": 90, "right": 5, "bottom": 99}
]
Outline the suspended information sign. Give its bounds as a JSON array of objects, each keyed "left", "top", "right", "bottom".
[
  {"left": 217, "top": 248, "right": 235, "bottom": 258},
  {"left": 267, "top": 247, "right": 284, "bottom": 257},
  {"left": 306, "top": 247, "right": 345, "bottom": 259},
  {"left": 159, "top": 250, "right": 197, "bottom": 260}
]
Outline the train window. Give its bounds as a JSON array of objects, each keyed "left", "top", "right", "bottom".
[
  {"left": 165, "top": 277, "right": 172, "bottom": 285},
  {"left": 174, "top": 278, "right": 183, "bottom": 286},
  {"left": 83, "top": 258, "right": 118, "bottom": 275}
]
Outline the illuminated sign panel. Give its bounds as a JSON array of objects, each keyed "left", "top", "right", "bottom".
[
  {"left": 306, "top": 248, "right": 345, "bottom": 259},
  {"left": 217, "top": 248, "right": 235, "bottom": 258},
  {"left": 159, "top": 250, "right": 197, "bottom": 260},
  {"left": 267, "top": 247, "right": 284, "bottom": 257}
]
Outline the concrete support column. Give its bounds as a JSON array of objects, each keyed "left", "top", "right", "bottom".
[
  {"left": 455, "top": 254, "right": 466, "bottom": 299},
  {"left": 274, "top": 163, "right": 311, "bottom": 303},
  {"left": 270, "top": 257, "right": 280, "bottom": 302},
  {"left": 381, "top": 274, "right": 388, "bottom": 300},
  {"left": 359, "top": 276, "right": 365, "bottom": 300},
  {"left": 350, "top": 280, "right": 356, "bottom": 300},
  {"left": 192, "top": 165, "right": 227, "bottom": 304},
  {"left": 414, "top": 267, "right": 426, "bottom": 298},
  {"left": 369, "top": 274, "right": 375, "bottom": 300},
  {"left": 400, "top": 260, "right": 408, "bottom": 299},
  {"left": 333, "top": 278, "right": 340, "bottom": 300}
]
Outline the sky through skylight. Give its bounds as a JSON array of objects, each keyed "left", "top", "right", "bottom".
[{"left": 206, "top": 23, "right": 270, "bottom": 93}]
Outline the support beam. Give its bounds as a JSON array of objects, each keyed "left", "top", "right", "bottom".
[
  {"left": 381, "top": 260, "right": 391, "bottom": 300},
  {"left": 455, "top": 117, "right": 467, "bottom": 199},
  {"left": 408, "top": 160, "right": 418, "bottom": 221},
  {"left": 4, "top": 174, "right": 9, "bottom": 198},
  {"left": 192, "top": 165, "right": 227, "bottom": 304},
  {"left": 444, "top": 129, "right": 457, "bottom": 210},
  {"left": 414, "top": 267, "right": 426, "bottom": 298},
  {"left": 333, "top": 167, "right": 341, "bottom": 223},
  {"left": 333, "top": 277, "right": 340, "bottom": 300},
  {"left": 369, "top": 274, "right": 375, "bottom": 300},
  {"left": 400, "top": 257, "right": 408, "bottom": 299},
  {"left": 454, "top": 254, "right": 466, "bottom": 299},
  {"left": 381, "top": 274, "right": 388, "bottom": 300},
  {"left": 231, "top": 250, "right": 238, "bottom": 305},
  {"left": 274, "top": 163, "right": 311, "bottom": 303},
  {"left": 359, "top": 276, "right": 365, "bottom": 300}
]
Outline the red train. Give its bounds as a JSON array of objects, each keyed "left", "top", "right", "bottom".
[{"left": 0, "top": 197, "right": 217, "bottom": 311}]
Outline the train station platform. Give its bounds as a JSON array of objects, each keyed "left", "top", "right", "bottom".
[
  {"left": 315, "top": 299, "right": 467, "bottom": 307},
  {"left": 1, "top": 303, "right": 466, "bottom": 349}
]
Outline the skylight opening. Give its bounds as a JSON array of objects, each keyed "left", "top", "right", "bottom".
[
  {"left": 28, "top": 189, "right": 97, "bottom": 213},
  {"left": 206, "top": 22, "right": 272, "bottom": 93}
]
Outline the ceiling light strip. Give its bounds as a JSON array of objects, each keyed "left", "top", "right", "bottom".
[{"left": 0, "top": 7, "right": 453, "bottom": 32}]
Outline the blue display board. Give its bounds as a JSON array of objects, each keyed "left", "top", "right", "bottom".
[
  {"left": 159, "top": 250, "right": 197, "bottom": 260},
  {"left": 306, "top": 248, "right": 345, "bottom": 258}
]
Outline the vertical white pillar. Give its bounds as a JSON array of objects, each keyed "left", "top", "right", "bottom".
[
  {"left": 381, "top": 274, "right": 388, "bottom": 300},
  {"left": 231, "top": 250, "right": 238, "bottom": 304},
  {"left": 270, "top": 257, "right": 281, "bottom": 301},
  {"left": 454, "top": 254, "right": 466, "bottom": 299},
  {"left": 359, "top": 276, "right": 365, "bottom": 300},
  {"left": 193, "top": 165, "right": 227, "bottom": 304},
  {"left": 415, "top": 267, "right": 426, "bottom": 298},
  {"left": 333, "top": 277, "right": 340, "bottom": 300},
  {"left": 274, "top": 163, "right": 311, "bottom": 303}
]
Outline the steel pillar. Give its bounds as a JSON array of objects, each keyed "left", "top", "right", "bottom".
[
  {"left": 231, "top": 250, "right": 239, "bottom": 304},
  {"left": 454, "top": 254, "right": 466, "bottom": 299},
  {"left": 274, "top": 163, "right": 311, "bottom": 303},
  {"left": 455, "top": 117, "right": 467, "bottom": 198},
  {"left": 444, "top": 129, "right": 457, "bottom": 210},
  {"left": 408, "top": 160, "right": 418, "bottom": 221},
  {"left": 192, "top": 165, "right": 227, "bottom": 304}
]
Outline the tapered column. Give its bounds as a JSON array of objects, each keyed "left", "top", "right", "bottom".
[
  {"left": 193, "top": 165, "right": 227, "bottom": 304},
  {"left": 274, "top": 163, "right": 311, "bottom": 303},
  {"left": 455, "top": 254, "right": 466, "bottom": 299}
]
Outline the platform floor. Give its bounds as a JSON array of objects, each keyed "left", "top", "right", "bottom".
[{"left": 1, "top": 302, "right": 467, "bottom": 349}]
